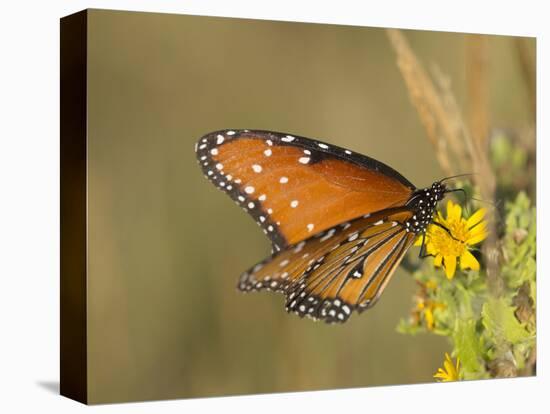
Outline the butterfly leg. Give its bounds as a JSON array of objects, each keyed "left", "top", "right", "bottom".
[
  {"left": 431, "top": 221, "right": 462, "bottom": 242},
  {"left": 418, "top": 231, "right": 432, "bottom": 259}
]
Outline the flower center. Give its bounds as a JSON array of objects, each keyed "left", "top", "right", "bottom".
[{"left": 429, "top": 219, "right": 469, "bottom": 256}]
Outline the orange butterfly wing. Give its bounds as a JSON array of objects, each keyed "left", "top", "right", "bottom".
[
  {"left": 238, "top": 208, "right": 417, "bottom": 323},
  {"left": 196, "top": 129, "right": 416, "bottom": 250}
]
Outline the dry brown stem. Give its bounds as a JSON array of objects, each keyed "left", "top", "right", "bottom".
[
  {"left": 515, "top": 37, "right": 536, "bottom": 120},
  {"left": 385, "top": 29, "right": 455, "bottom": 177},
  {"left": 466, "top": 35, "right": 490, "bottom": 152},
  {"left": 387, "top": 29, "right": 500, "bottom": 294}
]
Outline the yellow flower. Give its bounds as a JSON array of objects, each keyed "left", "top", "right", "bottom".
[
  {"left": 424, "top": 279, "right": 438, "bottom": 291},
  {"left": 416, "top": 200, "right": 488, "bottom": 279},
  {"left": 434, "top": 353, "right": 461, "bottom": 382},
  {"left": 411, "top": 281, "right": 444, "bottom": 330},
  {"left": 414, "top": 296, "right": 445, "bottom": 330}
]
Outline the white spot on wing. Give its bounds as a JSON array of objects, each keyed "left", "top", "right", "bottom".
[
  {"left": 320, "top": 229, "right": 336, "bottom": 242},
  {"left": 281, "top": 135, "right": 295, "bottom": 142},
  {"left": 252, "top": 164, "right": 262, "bottom": 173},
  {"left": 216, "top": 134, "right": 224, "bottom": 144},
  {"left": 299, "top": 157, "right": 310, "bottom": 164},
  {"left": 294, "top": 241, "right": 305, "bottom": 253},
  {"left": 290, "top": 200, "right": 299, "bottom": 208},
  {"left": 245, "top": 186, "right": 255, "bottom": 194},
  {"left": 279, "top": 176, "right": 288, "bottom": 184},
  {"left": 307, "top": 223, "right": 314, "bottom": 232}
]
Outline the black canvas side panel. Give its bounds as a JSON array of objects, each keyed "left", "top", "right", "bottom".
[{"left": 60, "top": 9, "right": 88, "bottom": 404}]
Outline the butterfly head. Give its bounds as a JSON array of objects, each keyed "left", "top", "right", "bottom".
[
  {"left": 431, "top": 181, "right": 447, "bottom": 202},
  {"left": 404, "top": 182, "right": 447, "bottom": 234}
]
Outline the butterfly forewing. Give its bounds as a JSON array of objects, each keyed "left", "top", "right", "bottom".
[
  {"left": 196, "top": 130, "right": 415, "bottom": 250},
  {"left": 238, "top": 208, "right": 417, "bottom": 323}
]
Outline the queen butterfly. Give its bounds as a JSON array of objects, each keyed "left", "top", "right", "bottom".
[{"left": 195, "top": 129, "right": 448, "bottom": 323}]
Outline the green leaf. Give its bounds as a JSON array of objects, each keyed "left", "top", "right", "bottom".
[
  {"left": 452, "top": 318, "right": 484, "bottom": 375},
  {"left": 481, "top": 297, "right": 531, "bottom": 346},
  {"left": 501, "top": 192, "right": 536, "bottom": 291}
]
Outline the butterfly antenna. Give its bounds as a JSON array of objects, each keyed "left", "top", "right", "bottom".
[
  {"left": 445, "top": 188, "right": 467, "bottom": 199},
  {"left": 444, "top": 188, "right": 471, "bottom": 208},
  {"left": 439, "top": 173, "right": 477, "bottom": 183},
  {"left": 445, "top": 187, "right": 498, "bottom": 215},
  {"left": 469, "top": 196, "right": 497, "bottom": 208}
]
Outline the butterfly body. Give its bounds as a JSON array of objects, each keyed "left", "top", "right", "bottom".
[{"left": 195, "top": 129, "right": 446, "bottom": 323}]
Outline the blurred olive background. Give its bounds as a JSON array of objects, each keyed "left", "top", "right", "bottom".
[{"left": 85, "top": 9, "right": 534, "bottom": 403}]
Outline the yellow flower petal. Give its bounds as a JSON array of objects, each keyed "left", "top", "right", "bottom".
[
  {"left": 444, "top": 255, "right": 457, "bottom": 279},
  {"left": 426, "top": 242, "right": 438, "bottom": 255},
  {"left": 446, "top": 200, "right": 462, "bottom": 222},
  {"left": 425, "top": 308, "right": 434, "bottom": 330},
  {"left": 433, "top": 254, "right": 443, "bottom": 267},
  {"left": 434, "top": 369, "right": 447, "bottom": 380},
  {"left": 443, "top": 359, "right": 454, "bottom": 374},
  {"left": 466, "top": 208, "right": 486, "bottom": 229},
  {"left": 469, "top": 220, "right": 487, "bottom": 235},
  {"left": 467, "top": 227, "right": 488, "bottom": 245},
  {"left": 433, "top": 352, "right": 460, "bottom": 382},
  {"left": 460, "top": 250, "right": 480, "bottom": 270}
]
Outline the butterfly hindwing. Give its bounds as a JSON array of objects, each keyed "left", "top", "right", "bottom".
[
  {"left": 238, "top": 207, "right": 417, "bottom": 323},
  {"left": 195, "top": 129, "right": 416, "bottom": 251}
]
